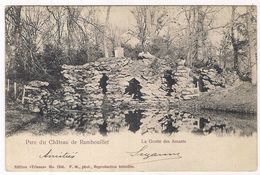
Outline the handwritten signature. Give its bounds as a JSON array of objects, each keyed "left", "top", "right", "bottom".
[
  {"left": 126, "top": 145, "right": 182, "bottom": 164},
  {"left": 39, "top": 149, "right": 78, "bottom": 159}
]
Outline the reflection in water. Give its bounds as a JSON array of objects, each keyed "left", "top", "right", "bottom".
[
  {"left": 192, "top": 117, "right": 236, "bottom": 135},
  {"left": 99, "top": 120, "right": 108, "bottom": 136},
  {"left": 158, "top": 114, "right": 179, "bottom": 133},
  {"left": 199, "top": 117, "right": 210, "bottom": 129},
  {"left": 58, "top": 107, "right": 256, "bottom": 136},
  {"left": 125, "top": 110, "right": 144, "bottom": 133}
]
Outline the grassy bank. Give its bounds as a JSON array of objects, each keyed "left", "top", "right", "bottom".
[{"left": 179, "top": 81, "right": 257, "bottom": 114}]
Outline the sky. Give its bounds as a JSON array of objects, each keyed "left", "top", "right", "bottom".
[
  {"left": 97, "top": 6, "right": 135, "bottom": 31},
  {"left": 95, "top": 6, "right": 248, "bottom": 47}
]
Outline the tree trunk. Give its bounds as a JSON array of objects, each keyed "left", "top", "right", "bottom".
[
  {"left": 231, "top": 6, "right": 239, "bottom": 73},
  {"left": 246, "top": 6, "right": 257, "bottom": 85},
  {"left": 191, "top": 7, "right": 199, "bottom": 68},
  {"left": 196, "top": 6, "right": 207, "bottom": 65},
  {"left": 67, "top": 9, "right": 72, "bottom": 59},
  {"left": 185, "top": 7, "right": 192, "bottom": 67},
  {"left": 10, "top": 7, "right": 22, "bottom": 71},
  {"left": 103, "top": 7, "right": 111, "bottom": 58}
]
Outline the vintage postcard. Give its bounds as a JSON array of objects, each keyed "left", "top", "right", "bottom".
[{"left": 5, "top": 5, "right": 258, "bottom": 172}]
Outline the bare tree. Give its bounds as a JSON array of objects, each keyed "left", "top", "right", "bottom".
[
  {"left": 5, "top": 6, "right": 22, "bottom": 75},
  {"left": 107, "top": 25, "right": 121, "bottom": 52},
  {"left": 65, "top": 6, "right": 82, "bottom": 59},
  {"left": 131, "top": 6, "right": 170, "bottom": 51},
  {"left": 131, "top": 6, "right": 148, "bottom": 51},
  {"left": 184, "top": 6, "right": 196, "bottom": 67},
  {"left": 46, "top": 6, "right": 66, "bottom": 47},
  {"left": 246, "top": 6, "right": 257, "bottom": 85},
  {"left": 184, "top": 6, "right": 209, "bottom": 67},
  {"left": 103, "top": 7, "right": 111, "bottom": 58},
  {"left": 230, "top": 6, "right": 240, "bottom": 74},
  {"left": 182, "top": 6, "right": 225, "bottom": 68}
]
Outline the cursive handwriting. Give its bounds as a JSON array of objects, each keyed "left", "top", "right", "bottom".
[
  {"left": 126, "top": 145, "right": 182, "bottom": 160},
  {"left": 39, "top": 149, "right": 78, "bottom": 159}
]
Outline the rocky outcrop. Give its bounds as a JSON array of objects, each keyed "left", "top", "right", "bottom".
[
  {"left": 23, "top": 56, "right": 203, "bottom": 132},
  {"left": 60, "top": 57, "right": 172, "bottom": 111}
]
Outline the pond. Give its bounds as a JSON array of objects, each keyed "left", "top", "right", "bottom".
[
  {"left": 5, "top": 105, "right": 257, "bottom": 137},
  {"left": 52, "top": 107, "right": 257, "bottom": 137}
]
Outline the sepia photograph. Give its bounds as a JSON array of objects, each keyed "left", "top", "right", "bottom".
[{"left": 4, "top": 5, "right": 258, "bottom": 172}]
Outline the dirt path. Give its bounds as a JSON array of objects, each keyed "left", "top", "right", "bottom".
[{"left": 5, "top": 108, "right": 47, "bottom": 136}]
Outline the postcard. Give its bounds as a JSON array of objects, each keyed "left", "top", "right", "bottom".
[{"left": 4, "top": 5, "right": 258, "bottom": 172}]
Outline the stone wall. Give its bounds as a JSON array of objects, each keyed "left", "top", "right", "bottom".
[
  {"left": 22, "top": 56, "right": 239, "bottom": 135},
  {"left": 61, "top": 57, "right": 165, "bottom": 110}
]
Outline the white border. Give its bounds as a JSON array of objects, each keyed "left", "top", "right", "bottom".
[{"left": 0, "top": 1, "right": 259, "bottom": 175}]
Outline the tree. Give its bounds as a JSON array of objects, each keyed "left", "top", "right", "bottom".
[
  {"left": 131, "top": 6, "right": 170, "bottom": 51},
  {"left": 228, "top": 6, "right": 256, "bottom": 81},
  {"left": 230, "top": 6, "right": 239, "bottom": 73},
  {"left": 246, "top": 6, "right": 257, "bottom": 85},
  {"left": 107, "top": 25, "right": 123, "bottom": 55},
  {"left": 103, "top": 7, "right": 111, "bottom": 58},
  {"left": 184, "top": 6, "right": 197, "bottom": 67},
  {"left": 183, "top": 6, "right": 226, "bottom": 68},
  {"left": 5, "top": 6, "right": 105, "bottom": 82},
  {"left": 46, "top": 7, "right": 66, "bottom": 47},
  {"left": 5, "top": 6, "right": 22, "bottom": 77},
  {"left": 131, "top": 7, "right": 148, "bottom": 51},
  {"left": 218, "top": 30, "right": 233, "bottom": 71}
]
